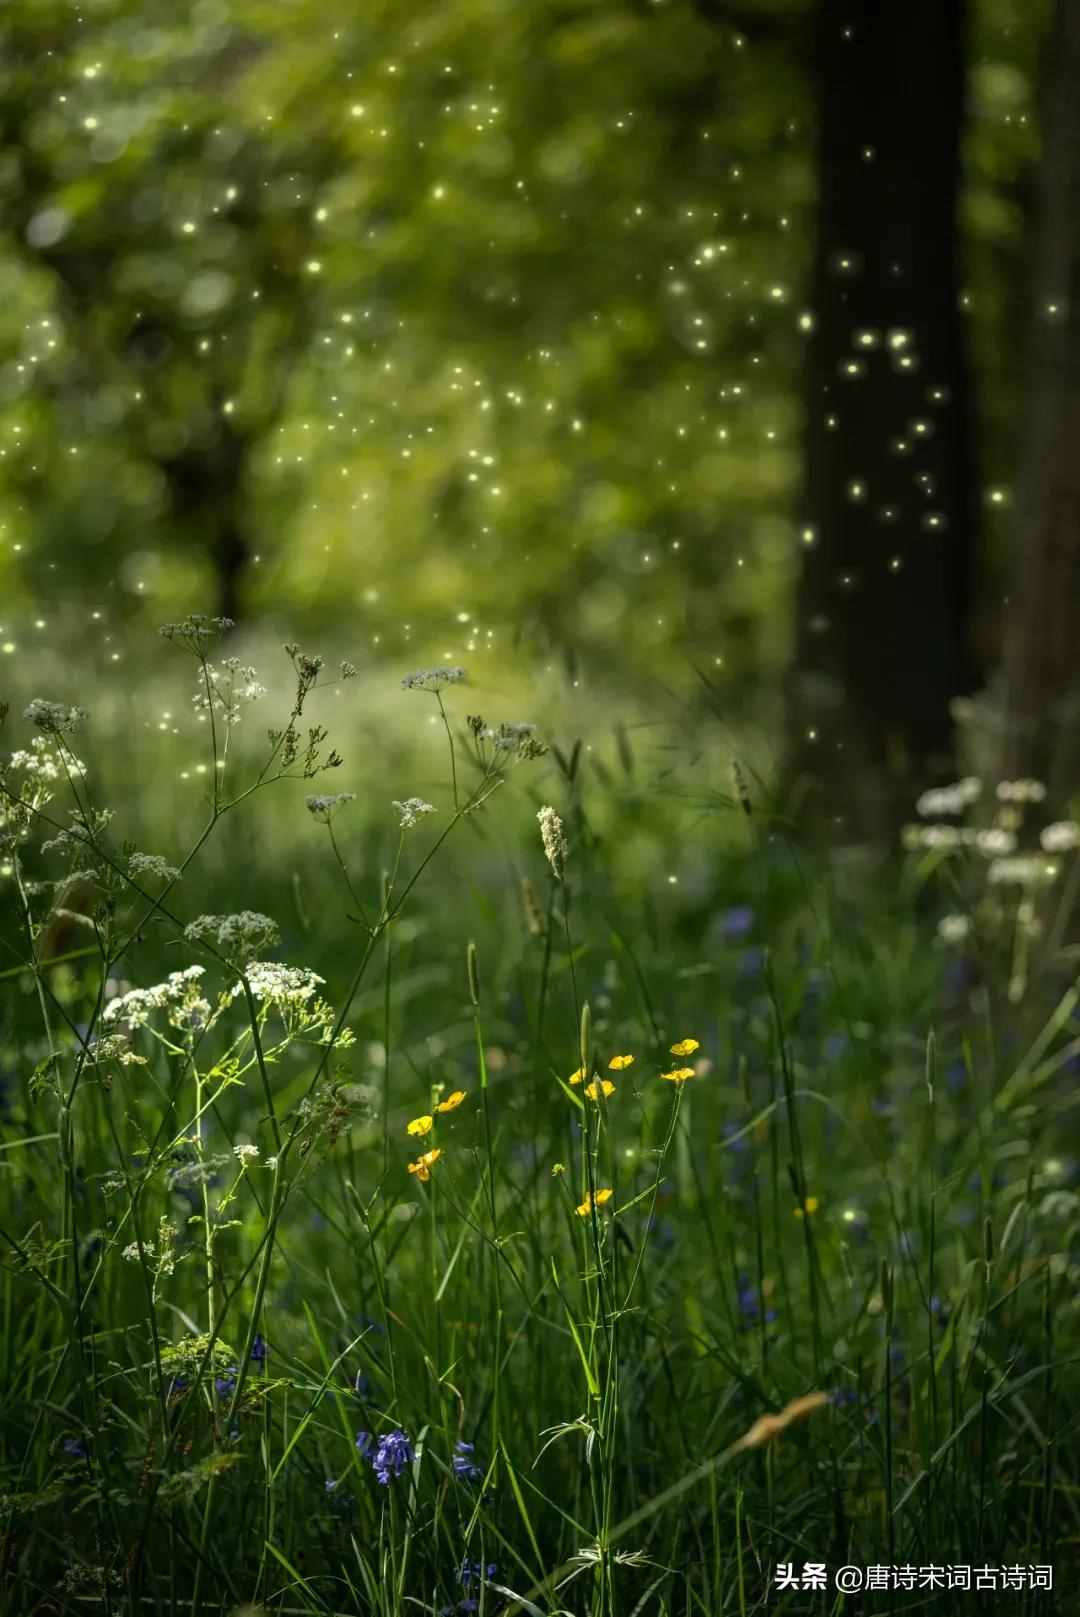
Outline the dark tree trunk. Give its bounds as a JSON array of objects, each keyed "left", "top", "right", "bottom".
[
  {"left": 160, "top": 432, "right": 251, "bottom": 626},
  {"left": 786, "top": 0, "right": 980, "bottom": 844},
  {"left": 999, "top": 0, "right": 1080, "bottom": 802}
]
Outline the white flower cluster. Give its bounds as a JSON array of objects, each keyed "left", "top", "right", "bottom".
[
  {"left": 400, "top": 666, "right": 466, "bottom": 691},
  {"left": 987, "top": 856, "right": 1059, "bottom": 887},
  {"left": 538, "top": 805, "right": 568, "bottom": 880},
  {"left": 192, "top": 659, "right": 266, "bottom": 727},
  {"left": 901, "top": 825, "right": 1017, "bottom": 855},
  {"left": 128, "top": 852, "right": 182, "bottom": 884},
  {"left": 23, "top": 699, "right": 88, "bottom": 735},
  {"left": 230, "top": 961, "right": 326, "bottom": 1008},
  {"left": 305, "top": 792, "right": 356, "bottom": 823},
  {"left": 996, "top": 779, "right": 1047, "bottom": 803},
  {"left": 1041, "top": 820, "right": 1080, "bottom": 852},
  {"left": 916, "top": 777, "right": 982, "bottom": 817},
  {"left": 184, "top": 910, "right": 280, "bottom": 964},
  {"left": 936, "top": 913, "right": 972, "bottom": 945},
  {"left": 393, "top": 797, "right": 436, "bottom": 829},
  {"left": 103, "top": 966, "right": 208, "bottom": 1028},
  {"left": 233, "top": 1143, "right": 260, "bottom": 1162}
]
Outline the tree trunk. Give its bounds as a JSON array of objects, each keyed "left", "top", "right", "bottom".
[
  {"left": 787, "top": 0, "right": 979, "bottom": 845},
  {"left": 999, "top": 0, "right": 1080, "bottom": 803}
]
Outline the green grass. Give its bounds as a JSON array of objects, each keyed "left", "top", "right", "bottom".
[{"left": 1, "top": 620, "right": 1077, "bottom": 1615}]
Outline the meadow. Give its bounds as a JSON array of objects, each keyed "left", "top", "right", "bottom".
[{"left": 0, "top": 616, "right": 1077, "bottom": 1615}]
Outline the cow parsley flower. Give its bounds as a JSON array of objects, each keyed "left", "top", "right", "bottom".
[
  {"left": 394, "top": 798, "right": 437, "bottom": 829},
  {"left": 184, "top": 911, "right": 280, "bottom": 964},
  {"left": 305, "top": 792, "right": 356, "bottom": 823},
  {"left": 24, "top": 700, "right": 88, "bottom": 735},
  {"left": 401, "top": 667, "right": 466, "bottom": 691}
]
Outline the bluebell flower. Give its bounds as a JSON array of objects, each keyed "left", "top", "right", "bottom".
[
  {"left": 251, "top": 1333, "right": 268, "bottom": 1363},
  {"left": 215, "top": 1367, "right": 238, "bottom": 1397},
  {"left": 63, "top": 1437, "right": 87, "bottom": 1458},
  {"left": 735, "top": 1276, "right": 776, "bottom": 1328},
  {"left": 739, "top": 947, "right": 765, "bottom": 979},
  {"left": 325, "top": 1477, "right": 340, "bottom": 1492},
  {"left": 355, "top": 1430, "right": 373, "bottom": 1458},
  {"left": 457, "top": 1559, "right": 497, "bottom": 1588},
  {"left": 823, "top": 1031, "right": 849, "bottom": 1062},
  {"left": 721, "top": 905, "right": 755, "bottom": 941},
  {"left": 364, "top": 1428, "right": 413, "bottom": 1485},
  {"left": 945, "top": 1058, "right": 968, "bottom": 1093},
  {"left": 452, "top": 1440, "right": 482, "bottom": 1483}
]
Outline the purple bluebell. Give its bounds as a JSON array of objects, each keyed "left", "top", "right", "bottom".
[
  {"left": 363, "top": 1428, "right": 413, "bottom": 1485},
  {"left": 721, "top": 905, "right": 755, "bottom": 941},
  {"left": 251, "top": 1333, "right": 268, "bottom": 1363},
  {"left": 63, "top": 1437, "right": 87, "bottom": 1458},
  {"left": 452, "top": 1440, "right": 483, "bottom": 1483},
  {"left": 215, "top": 1366, "right": 238, "bottom": 1397}
]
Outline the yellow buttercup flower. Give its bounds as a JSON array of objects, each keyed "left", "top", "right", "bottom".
[
  {"left": 575, "top": 1187, "right": 614, "bottom": 1216},
  {"left": 659, "top": 1066, "right": 696, "bottom": 1083},
  {"left": 670, "top": 1038, "right": 700, "bottom": 1057},
  {"left": 407, "top": 1148, "right": 442, "bottom": 1182},
  {"left": 584, "top": 1078, "right": 615, "bottom": 1100},
  {"left": 407, "top": 1114, "right": 434, "bottom": 1137},
  {"left": 793, "top": 1196, "right": 820, "bottom": 1218},
  {"left": 436, "top": 1090, "right": 466, "bottom": 1113},
  {"left": 568, "top": 1067, "right": 585, "bottom": 1086},
  {"left": 608, "top": 1054, "right": 634, "bottom": 1070}
]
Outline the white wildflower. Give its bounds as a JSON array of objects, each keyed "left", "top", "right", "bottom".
[
  {"left": 233, "top": 1143, "right": 260, "bottom": 1163},
  {"left": 230, "top": 961, "right": 325, "bottom": 1007},
  {"left": 400, "top": 666, "right": 466, "bottom": 691},
  {"left": 128, "top": 852, "right": 182, "bottom": 884},
  {"left": 265, "top": 1156, "right": 279, "bottom": 1171},
  {"left": 184, "top": 910, "right": 280, "bottom": 964},
  {"left": 538, "top": 805, "right": 568, "bottom": 879},
  {"left": 393, "top": 797, "right": 437, "bottom": 829},
  {"left": 987, "top": 856, "right": 1058, "bottom": 887},
  {"left": 1041, "top": 821, "right": 1080, "bottom": 853},
  {"left": 916, "top": 779, "right": 980, "bottom": 817},
  {"left": 996, "top": 779, "right": 1047, "bottom": 804},
  {"left": 23, "top": 699, "right": 87, "bottom": 735},
  {"left": 121, "top": 1241, "right": 151, "bottom": 1262},
  {"left": 974, "top": 828, "right": 1017, "bottom": 857},
  {"left": 937, "top": 914, "right": 971, "bottom": 945},
  {"left": 103, "top": 966, "right": 207, "bottom": 1028},
  {"left": 305, "top": 792, "right": 356, "bottom": 823},
  {"left": 192, "top": 659, "right": 266, "bottom": 726}
]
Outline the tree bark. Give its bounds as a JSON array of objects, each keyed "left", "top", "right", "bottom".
[
  {"left": 999, "top": 0, "right": 1080, "bottom": 803},
  {"left": 787, "top": 0, "right": 980, "bottom": 844}
]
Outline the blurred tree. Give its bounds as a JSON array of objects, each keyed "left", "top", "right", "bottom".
[
  {"left": 999, "top": 0, "right": 1080, "bottom": 802},
  {"left": 786, "top": 0, "right": 981, "bottom": 842}
]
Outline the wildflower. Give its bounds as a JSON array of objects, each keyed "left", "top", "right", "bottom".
[
  {"left": 401, "top": 666, "right": 466, "bottom": 691},
  {"left": 458, "top": 1558, "right": 497, "bottom": 1588},
  {"left": 974, "top": 827, "right": 1016, "bottom": 856},
  {"left": 720, "top": 906, "right": 755, "bottom": 940},
  {"left": 916, "top": 780, "right": 980, "bottom": 817},
  {"left": 407, "top": 1115, "right": 434, "bottom": 1137},
  {"left": 394, "top": 797, "right": 437, "bottom": 829},
  {"left": 576, "top": 1188, "right": 613, "bottom": 1216},
  {"left": 607, "top": 1054, "right": 634, "bottom": 1070},
  {"left": 736, "top": 1277, "right": 778, "bottom": 1328},
  {"left": 670, "top": 1038, "right": 700, "bottom": 1056},
  {"left": 305, "top": 792, "right": 356, "bottom": 823},
  {"left": 62, "top": 1437, "right": 88, "bottom": 1458},
  {"left": 184, "top": 911, "right": 280, "bottom": 965},
  {"left": 214, "top": 1366, "right": 238, "bottom": 1397},
  {"left": 233, "top": 1143, "right": 260, "bottom": 1163},
  {"left": 793, "top": 1196, "right": 820, "bottom": 1218},
  {"left": 937, "top": 914, "right": 971, "bottom": 945},
  {"left": 660, "top": 1066, "right": 696, "bottom": 1084},
  {"left": 733, "top": 1390, "right": 830, "bottom": 1452},
  {"left": 584, "top": 1078, "right": 615, "bottom": 1100},
  {"left": 567, "top": 1067, "right": 585, "bottom": 1086},
  {"left": 551, "top": 1162, "right": 565, "bottom": 1176},
  {"left": 192, "top": 660, "right": 266, "bottom": 725},
  {"left": 230, "top": 962, "right": 326, "bottom": 1009},
  {"left": 1042, "top": 821, "right": 1080, "bottom": 852},
  {"left": 128, "top": 852, "right": 182, "bottom": 883},
  {"left": 355, "top": 1431, "right": 373, "bottom": 1458},
  {"left": 103, "top": 966, "right": 208, "bottom": 1029},
  {"left": 996, "top": 779, "right": 1046, "bottom": 804},
  {"left": 251, "top": 1334, "right": 269, "bottom": 1363},
  {"left": 988, "top": 856, "right": 1058, "bottom": 887},
  {"left": 407, "top": 1148, "right": 442, "bottom": 1182},
  {"left": 537, "top": 806, "right": 568, "bottom": 880},
  {"left": 452, "top": 1440, "right": 483, "bottom": 1483},
  {"left": 24, "top": 699, "right": 88, "bottom": 734},
  {"left": 370, "top": 1429, "right": 414, "bottom": 1485},
  {"left": 436, "top": 1090, "right": 466, "bottom": 1113}
]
